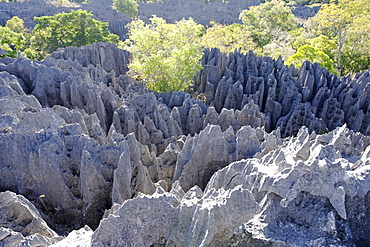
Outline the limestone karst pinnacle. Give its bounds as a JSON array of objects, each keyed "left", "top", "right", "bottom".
[{"left": 0, "top": 42, "right": 369, "bottom": 246}]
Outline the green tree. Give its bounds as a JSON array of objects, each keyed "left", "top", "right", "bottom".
[
  {"left": 305, "top": 0, "right": 370, "bottom": 76},
  {"left": 340, "top": 15, "right": 370, "bottom": 74},
  {"left": 290, "top": 34, "right": 336, "bottom": 70},
  {"left": 124, "top": 16, "right": 204, "bottom": 92},
  {"left": 0, "top": 16, "right": 35, "bottom": 59},
  {"left": 239, "top": 0, "right": 299, "bottom": 51},
  {"left": 32, "top": 10, "right": 119, "bottom": 59},
  {"left": 286, "top": 45, "right": 335, "bottom": 73},
  {"left": 113, "top": 0, "right": 138, "bottom": 19},
  {"left": 201, "top": 23, "right": 257, "bottom": 54}
]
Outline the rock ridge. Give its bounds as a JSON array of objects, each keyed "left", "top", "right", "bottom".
[
  {"left": 195, "top": 49, "right": 370, "bottom": 137},
  {"left": 0, "top": 43, "right": 369, "bottom": 246}
]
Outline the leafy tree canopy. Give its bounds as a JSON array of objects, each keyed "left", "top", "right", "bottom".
[
  {"left": 239, "top": 0, "right": 299, "bottom": 49},
  {"left": 286, "top": 44, "right": 335, "bottom": 72},
  {"left": 340, "top": 15, "right": 370, "bottom": 74},
  {"left": 32, "top": 9, "right": 119, "bottom": 59},
  {"left": 0, "top": 16, "right": 35, "bottom": 59},
  {"left": 124, "top": 16, "right": 204, "bottom": 92},
  {"left": 201, "top": 23, "right": 257, "bottom": 54},
  {"left": 305, "top": 0, "right": 370, "bottom": 76},
  {"left": 113, "top": 0, "right": 138, "bottom": 19}
]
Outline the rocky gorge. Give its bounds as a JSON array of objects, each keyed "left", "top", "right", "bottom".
[{"left": 0, "top": 42, "right": 369, "bottom": 246}]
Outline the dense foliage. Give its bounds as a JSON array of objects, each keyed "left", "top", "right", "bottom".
[
  {"left": 113, "top": 0, "right": 138, "bottom": 18},
  {"left": 202, "top": 0, "right": 369, "bottom": 76},
  {"left": 201, "top": 23, "right": 256, "bottom": 54},
  {"left": 302, "top": 0, "right": 370, "bottom": 76},
  {"left": 124, "top": 17, "right": 204, "bottom": 92},
  {"left": 239, "top": 0, "right": 299, "bottom": 51},
  {"left": 0, "top": 10, "right": 119, "bottom": 60},
  {"left": 32, "top": 10, "right": 119, "bottom": 59},
  {"left": 0, "top": 17, "right": 35, "bottom": 59}
]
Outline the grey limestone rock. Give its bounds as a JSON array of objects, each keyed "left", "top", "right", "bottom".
[
  {"left": 138, "top": 0, "right": 260, "bottom": 27},
  {"left": 59, "top": 125, "right": 370, "bottom": 246},
  {"left": 202, "top": 126, "right": 370, "bottom": 246},
  {"left": 173, "top": 124, "right": 233, "bottom": 191},
  {"left": 91, "top": 189, "right": 180, "bottom": 247},
  {"left": 0, "top": 227, "right": 55, "bottom": 247},
  {"left": 195, "top": 48, "right": 370, "bottom": 137},
  {"left": 0, "top": 191, "right": 58, "bottom": 239},
  {"left": 291, "top": 5, "right": 320, "bottom": 23},
  {"left": 0, "top": 48, "right": 6, "bottom": 56},
  {"left": 235, "top": 99, "right": 266, "bottom": 129},
  {"left": 50, "top": 225, "right": 93, "bottom": 247},
  {"left": 1, "top": 42, "right": 370, "bottom": 246},
  {"left": 236, "top": 125, "right": 261, "bottom": 159},
  {"left": 112, "top": 137, "right": 146, "bottom": 204},
  {"left": 0, "top": 191, "right": 59, "bottom": 246}
]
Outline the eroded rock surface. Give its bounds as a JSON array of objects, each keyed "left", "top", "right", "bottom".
[
  {"left": 0, "top": 43, "right": 369, "bottom": 246},
  {"left": 195, "top": 49, "right": 370, "bottom": 137},
  {"left": 91, "top": 126, "right": 370, "bottom": 246}
]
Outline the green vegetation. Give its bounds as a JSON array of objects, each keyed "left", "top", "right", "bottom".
[
  {"left": 1, "top": 0, "right": 369, "bottom": 92},
  {"left": 287, "top": 35, "right": 336, "bottom": 73},
  {"left": 286, "top": 45, "right": 335, "bottom": 72},
  {"left": 124, "top": 16, "right": 204, "bottom": 92},
  {"left": 239, "top": 0, "right": 299, "bottom": 53},
  {"left": 0, "top": 17, "right": 35, "bottom": 59},
  {"left": 113, "top": 0, "right": 138, "bottom": 19},
  {"left": 202, "top": 0, "right": 369, "bottom": 76},
  {"left": 201, "top": 0, "right": 300, "bottom": 59},
  {"left": 201, "top": 23, "right": 256, "bottom": 54},
  {"left": 32, "top": 10, "right": 119, "bottom": 59},
  {"left": 0, "top": 10, "right": 119, "bottom": 60},
  {"left": 303, "top": 0, "right": 370, "bottom": 76}
]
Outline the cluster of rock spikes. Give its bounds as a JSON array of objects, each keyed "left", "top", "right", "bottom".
[{"left": 0, "top": 43, "right": 369, "bottom": 246}]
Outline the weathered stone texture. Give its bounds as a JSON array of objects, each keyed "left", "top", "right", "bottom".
[{"left": 0, "top": 43, "right": 369, "bottom": 246}]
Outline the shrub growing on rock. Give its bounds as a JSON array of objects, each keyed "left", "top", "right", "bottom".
[{"left": 124, "top": 16, "right": 204, "bottom": 92}]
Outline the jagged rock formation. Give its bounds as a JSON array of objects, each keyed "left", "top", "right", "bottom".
[
  {"left": 138, "top": 0, "right": 260, "bottom": 26},
  {"left": 291, "top": 5, "right": 320, "bottom": 23},
  {"left": 91, "top": 126, "right": 370, "bottom": 246},
  {"left": 0, "top": 43, "right": 370, "bottom": 246},
  {"left": 195, "top": 49, "right": 370, "bottom": 137},
  {"left": 0, "top": 191, "right": 60, "bottom": 246}
]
